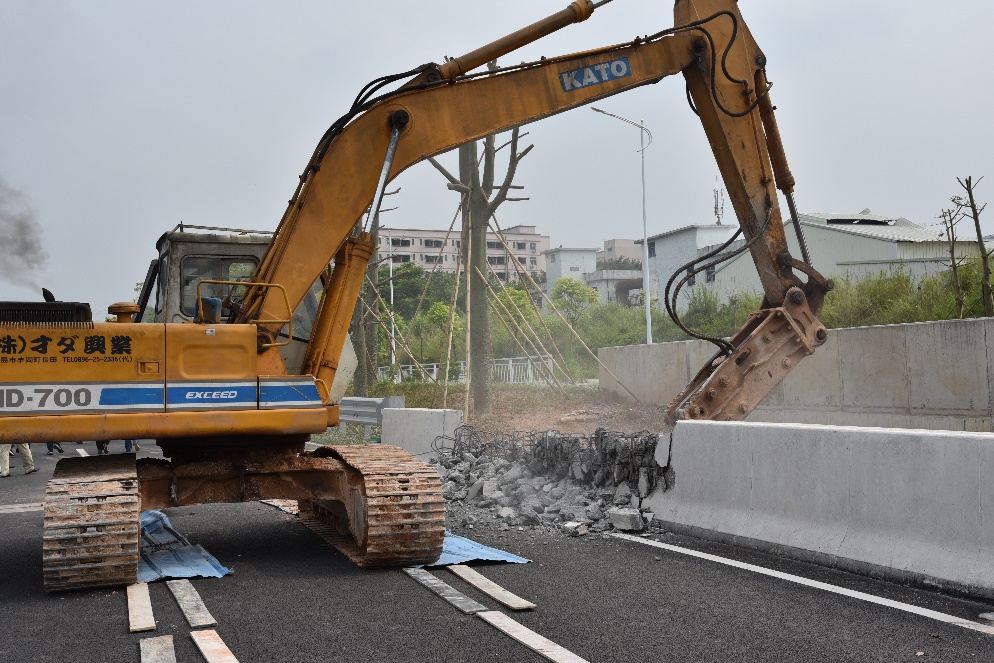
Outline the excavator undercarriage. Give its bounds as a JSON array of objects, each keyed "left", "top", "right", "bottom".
[{"left": 42, "top": 444, "right": 445, "bottom": 592}]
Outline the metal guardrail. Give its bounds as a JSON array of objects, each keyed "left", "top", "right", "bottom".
[{"left": 339, "top": 396, "right": 405, "bottom": 426}]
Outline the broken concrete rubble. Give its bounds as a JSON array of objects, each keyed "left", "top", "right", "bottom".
[
  {"left": 433, "top": 425, "right": 666, "bottom": 539},
  {"left": 562, "top": 521, "right": 589, "bottom": 537},
  {"left": 608, "top": 507, "right": 644, "bottom": 531}
]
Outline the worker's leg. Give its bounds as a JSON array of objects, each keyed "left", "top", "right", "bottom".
[
  {"left": 0, "top": 443, "right": 10, "bottom": 476},
  {"left": 18, "top": 443, "right": 36, "bottom": 473}
]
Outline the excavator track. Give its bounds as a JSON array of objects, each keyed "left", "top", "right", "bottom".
[
  {"left": 42, "top": 454, "right": 140, "bottom": 592},
  {"left": 299, "top": 444, "right": 445, "bottom": 568}
]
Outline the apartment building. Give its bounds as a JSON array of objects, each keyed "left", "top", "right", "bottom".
[
  {"left": 595, "top": 238, "right": 642, "bottom": 264},
  {"left": 376, "top": 224, "right": 550, "bottom": 280}
]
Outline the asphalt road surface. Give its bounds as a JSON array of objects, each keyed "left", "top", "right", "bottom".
[{"left": 3, "top": 444, "right": 994, "bottom": 662}]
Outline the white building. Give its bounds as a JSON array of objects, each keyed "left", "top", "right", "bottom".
[
  {"left": 645, "top": 224, "right": 738, "bottom": 309},
  {"left": 584, "top": 269, "right": 645, "bottom": 305},
  {"left": 542, "top": 246, "right": 598, "bottom": 297},
  {"left": 596, "top": 239, "right": 642, "bottom": 265},
  {"left": 680, "top": 209, "right": 980, "bottom": 303},
  {"left": 377, "top": 224, "right": 549, "bottom": 281}
]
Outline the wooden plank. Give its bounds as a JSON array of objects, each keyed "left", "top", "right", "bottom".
[
  {"left": 448, "top": 565, "right": 536, "bottom": 611},
  {"left": 190, "top": 629, "right": 239, "bottom": 663},
  {"left": 402, "top": 567, "right": 488, "bottom": 614},
  {"left": 127, "top": 583, "right": 156, "bottom": 632},
  {"left": 140, "top": 636, "right": 177, "bottom": 663},
  {"left": 166, "top": 579, "right": 217, "bottom": 628},
  {"left": 0, "top": 503, "right": 43, "bottom": 514},
  {"left": 477, "top": 611, "right": 589, "bottom": 663}
]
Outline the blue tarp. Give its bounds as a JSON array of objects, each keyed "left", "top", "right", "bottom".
[
  {"left": 138, "top": 510, "right": 230, "bottom": 583},
  {"left": 426, "top": 532, "right": 531, "bottom": 567},
  {"left": 137, "top": 510, "right": 524, "bottom": 580}
]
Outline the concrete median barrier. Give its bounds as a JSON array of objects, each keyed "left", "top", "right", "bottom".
[
  {"left": 645, "top": 420, "right": 994, "bottom": 598},
  {"left": 599, "top": 318, "right": 994, "bottom": 432},
  {"left": 381, "top": 408, "right": 463, "bottom": 458}
]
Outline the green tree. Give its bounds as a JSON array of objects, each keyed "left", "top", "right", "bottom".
[
  {"left": 407, "top": 301, "right": 464, "bottom": 364},
  {"left": 678, "top": 288, "right": 763, "bottom": 339},
  {"left": 551, "top": 277, "right": 599, "bottom": 327},
  {"left": 494, "top": 287, "right": 537, "bottom": 328},
  {"left": 596, "top": 256, "right": 642, "bottom": 271},
  {"left": 376, "top": 262, "right": 456, "bottom": 320}
]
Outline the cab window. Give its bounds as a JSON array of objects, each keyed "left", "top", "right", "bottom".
[{"left": 180, "top": 256, "right": 257, "bottom": 318}]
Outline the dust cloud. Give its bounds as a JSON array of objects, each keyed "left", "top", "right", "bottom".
[{"left": 0, "top": 177, "right": 47, "bottom": 293}]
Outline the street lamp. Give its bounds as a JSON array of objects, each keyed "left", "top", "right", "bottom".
[{"left": 591, "top": 107, "right": 653, "bottom": 344}]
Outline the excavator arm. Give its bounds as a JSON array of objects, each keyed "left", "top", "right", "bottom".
[{"left": 234, "top": 0, "right": 831, "bottom": 422}]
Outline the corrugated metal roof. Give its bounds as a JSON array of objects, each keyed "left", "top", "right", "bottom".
[
  {"left": 799, "top": 212, "right": 942, "bottom": 243},
  {"left": 425, "top": 532, "right": 531, "bottom": 567},
  {"left": 138, "top": 510, "right": 231, "bottom": 582},
  {"left": 543, "top": 246, "right": 598, "bottom": 254}
]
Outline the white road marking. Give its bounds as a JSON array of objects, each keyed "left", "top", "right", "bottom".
[
  {"left": 477, "top": 611, "right": 589, "bottom": 663},
  {"left": 190, "top": 630, "right": 239, "bottom": 663},
  {"left": 76, "top": 449, "right": 89, "bottom": 457},
  {"left": 166, "top": 579, "right": 217, "bottom": 628},
  {"left": 0, "top": 502, "right": 43, "bottom": 514},
  {"left": 612, "top": 533, "right": 994, "bottom": 636}
]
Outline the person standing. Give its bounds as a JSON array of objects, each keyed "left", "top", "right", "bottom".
[{"left": 1, "top": 443, "right": 38, "bottom": 477}]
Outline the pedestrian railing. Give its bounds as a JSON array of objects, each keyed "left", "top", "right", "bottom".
[{"left": 376, "top": 355, "right": 554, "bottom": 385}]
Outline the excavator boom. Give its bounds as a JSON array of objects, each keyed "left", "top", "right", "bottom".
[
  {"left": 237, "top": 0, "right": 830, "bottom": 425},
  {"left": 1, "top": 0, "right": 833, "bottom": 592}
]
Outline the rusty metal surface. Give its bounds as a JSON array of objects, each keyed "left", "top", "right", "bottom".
[
  {"left": 668, "top": 287, "right": 827, "bottom": 424},
  {"left": 43, "top": 455, "right": 140, "bottom": 592},
  {"left": 137, "top": 454, "right": 349, "bottom": 510},
  {"left": 299, "top": 444, "right": 445, "bottom": 568},
  {"left": 135, "top": 442, "right": 443, "bottom": 568}
]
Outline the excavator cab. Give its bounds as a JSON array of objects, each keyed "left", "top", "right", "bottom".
[{"left": 133, "top": 225, "right": 357, "bottom": 403}]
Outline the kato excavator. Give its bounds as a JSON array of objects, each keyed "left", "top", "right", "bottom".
[{"left": 0, "top": 0, "right": 831, "bottom": 591}]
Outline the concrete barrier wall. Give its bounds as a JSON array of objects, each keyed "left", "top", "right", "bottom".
[
  {"left": 381, "top": 408, "right": 463, "bottom": 458},
  {"left": 645, "top": 421, "right": 994, "bottom": 597},
  {"left": 598, "top": 317, "right": 994, "bottom": 432}
]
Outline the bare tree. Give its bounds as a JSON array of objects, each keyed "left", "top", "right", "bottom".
[
  {"left": 952, "top": 176, "right": 992, "bottom": 317},
  {"left": 938, "top": 207, "right": 967, "bottom": 318},
  {"left": 428, "top": 64, "right": 532, "bottom": 414}
]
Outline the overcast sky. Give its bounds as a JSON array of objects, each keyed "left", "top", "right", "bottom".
[{"left": 1, "top": 0, "right": 991, "bottom": 317}]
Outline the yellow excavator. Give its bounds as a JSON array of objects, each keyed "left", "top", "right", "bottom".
[{"left": 0, "top": 0, "right": 831, "bottom": 591}]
